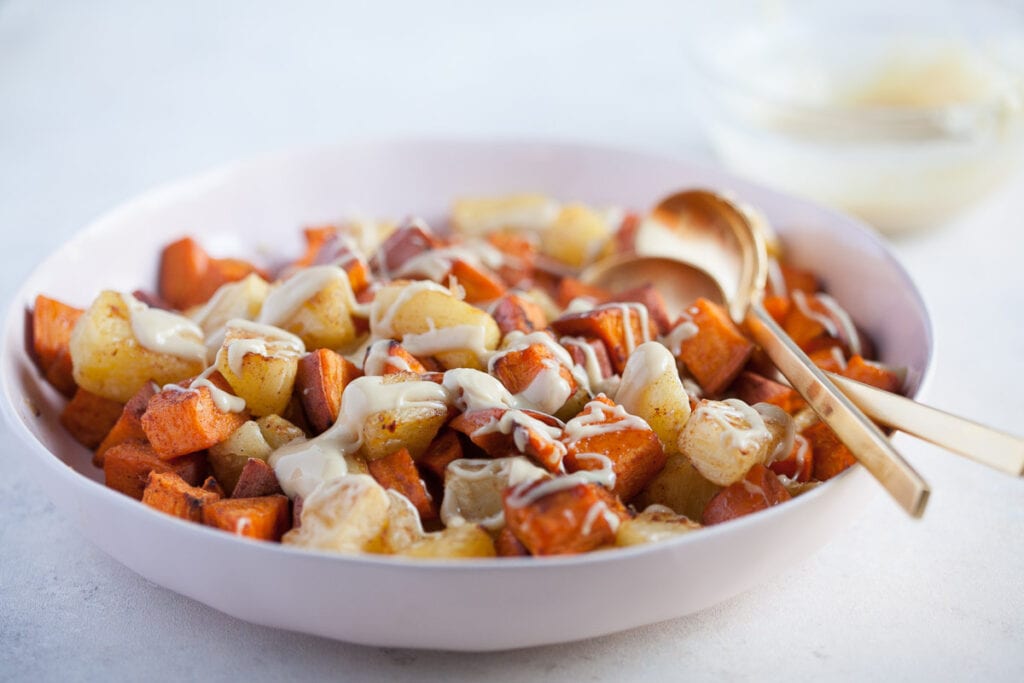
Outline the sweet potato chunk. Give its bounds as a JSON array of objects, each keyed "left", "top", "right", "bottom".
[
  {"left": 202, "top": 495, "right": 291, "bottom": 541},
  {"left": 769, "top": 433, "right": 813, "bottom": 482},
  {"left": 448, "top": 259, "right": 506, "bottom": 303},
  {"left": 59, "top": 388, "right": 124, "bottom": 450},
  {"left": 730, "top": 371, "right": 806, "bottom": 414},
  {"left": 367, "top": 447, "right": 437, "bottom": 521},
  {"left": 30, "top": 295, "right": 83, "bottom": 396},
  {"left": 450, "top": 408, "right": 567, "bottom": 472},
  {"left": 370, "top": 221, "right": 444, "bottom": 275},
  {"left": 489, "top": 342, "right": 576, "bottom": 397},
  {"left": 158, "top": 237, "right": 262, "bottom": 310},
  {"left": 560, "top": 336, "right": 614, "bottom": 381},
  {"left": 311, "top": 231, "right": 371, "bottom": 293},
  {"left": 417, "top": 429, "right": 465, "bottom": 482},
  {"left": 841, "top": 355, "right": 903, "bottom": 393},
  {"left": 362, "top": 339, "right": 427, "bottom": 376},
  {"left": 486, "top": 231, "right": 536, "bottom": 287},
  {"left": 296, "top": 348, "right": 362, "bottom": 434},
  {"left": 503, "top": 479, "right": 628, "bottom": 555},
  {"left": 94, "top": 381, "right": 159, "bottom": 467},
  {"left": 293, "top": 225, "right": 337, "bottom": 268},
  {"left": 804, "top": 422, "right": 857, "bottom": 481},
  {"left": 141, "top": 384, "right": 249, "bottom": 460},
  {"left": 562, "top": 396, "right": 666, "bottom": 502},
  {"left": 555, "top": 277, "right": 611, "bottom": 309},
  {"left": 677, "top": 298, "right": 754, "bottom": 396},
  {"left": 231, "top": 457, "right": 284, "bottom": 498},
  {"left": 702, "top": 464, "right": 791, "bottom": 525},
  {"left": 613, "top": 284, "right": 672, "bottom": 335},
  {"left": 495, "top": 527, "right": 530, "bottom": 557},
  {"left": 550, "top": 303, "right": 657, "bottom": 374},
  {"left": 490, "top": 293, "right": 548, "bottom": 336},
  {"left": 103, "top": 442, "right": 206, "bottom": 500},
  {"left": 142, "top": 471, "right": 221, "bottom": 522}
]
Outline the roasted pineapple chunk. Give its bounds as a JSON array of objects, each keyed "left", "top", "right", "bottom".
[
  {"left": 189, "top": 273, "right": 269, "bottom": 345},
  {"left": 678, "top": 399, "right": 772, "bottom": 486},
  {"left": 399, "top": 523, "right": 497, "bottom": 559},
  {"left": 370, "top": 281, "right": 500, "bottom": 370},
  {"left": 282, "top": 474, "right": 390, "bottom": 554},
  {"left": 259, "top": 265, "right": 358, "bottom": 350},
  {"left": 616, "top": 341, "right": 692, "bottom": 455},
  {"left": 615, "top": 506, "right": 701, "bottom": 547},
  {"left": 539, "top": 203, "right": 613, "bottom": 268},
  {"left": 214, "top": 319, "right": 305, "bottom": 417},
  {"left": 208, "top": 420, "right": 273, "bottom": 494},
  {"left": 69, "top": 291, "right": 206, "bottom": 402},
  {"left": 633, "top": 453, "right": 722, "bottom": 521},
  {"left": 451, "top": 194, "right": 558, "bottom": 236}
]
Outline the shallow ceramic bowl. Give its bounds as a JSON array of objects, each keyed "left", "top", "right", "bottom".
[{"left": 0, "top": 140, "right": 932, "bottom": 651}]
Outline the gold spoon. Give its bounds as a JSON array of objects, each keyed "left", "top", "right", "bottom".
[{"left": 585, "top": 189, "right": 933, "bottom": 517}]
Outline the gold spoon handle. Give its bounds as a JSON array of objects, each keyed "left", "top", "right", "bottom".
[
  {"left": 827, "top": 374, "right": 1024, "bottom": 476},
  {"left": 745, "top": 303, "right": 930, "bottom": 517}
]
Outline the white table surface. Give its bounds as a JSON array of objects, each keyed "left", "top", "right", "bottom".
[{"left": 1, "top": 1, "right": 1022, "bottom": 680}]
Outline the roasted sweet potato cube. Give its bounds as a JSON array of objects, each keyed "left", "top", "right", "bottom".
[
  {"left": 490, "top": 293, "right": 547, "bottom": 336},
  {"left": 201, "top": 475, "right": 226, "bottom": 498},
  {"left": 103, "top": 442, "right": 206, "bottom": 500},
  {"left": 206, "top": 257, "right": 263, "bottom": 296},
  {"left": 370, "top": 221, "right": 444, "bottom": 275},
  {"left": 362, "top": 339, "right": 427, "bottom": 376},
  {"left": 142, "top": 471, "right": 221, "bottom": 522},
  {"left": 769, "top": 433, "right": 813, "bottom": 482},
  {"left": 367, "top": 447, "right": 437, "bottom": 521},
  {"left": 450, "top": 408, "right": 567, "bottom": 472},
  {"left": 550, "top": 303, "right": 657, "bottom": 374},
  {"left": 503, "top": 479, "right": 628, "bottom": 555},
  {"left": 808, "top": 347, "right": 847, "bottom": 374},
  {"left": 417, "top": 429, "right": 464, "bottom": 482},
  {"left": 613, "top": 211, "right": 641, "bottom": 254},
  {"left": 841, "top": 355, "right": 903, "bottom": 393},
  {"left": 777, "top": 263, "right": 820, "bottom": 296},
  {"left": 30, "top": 295, "right": 83, "bottom": 394},
  {"left": 495, "top": 527, "right": 530, "bottom": 557},
  {"left": 677, "top": 298, "right": 754, "bottom": 396},
  {"left": 762, "top": 295, "right": 790, "bottom": 324},
  {"left": 59, "top": 388, "right": 124, "bottom": 450},
  {"left": 486, "top": 231, "right": 536, "bottom": 287},
  {"left": 804, "top": 422, "right": 857, "bottom": 481},
  {"left": 158, "top": 237, "right": 212, "bottom": 310},
  {"left": 560, "top": 336, "right": 614, "bottom": 381},
  {"left": 293, "top": 225, "right": 338, "bottom": 268},
  {"left": 730, "top": 371, "right": 806, "bottom": 414},
  {"left": 562, "top": 396, "right": 667, "bottom": 502},
  {"left": 489, "top": 342, "right": 576, "bottom": 396},
  {"left": 613, "top": 284, "right": 672, "bottom": 335},
  {"left": 95, "top": 381, "right": 159, "bottom": 467},
  {"left": 232, "top": 457, "right": 284, "bottom": 498},
  {"left": 555, "top": 277, "right": 611, "bottom": 309},
  {"left": 141, "top": 384, "right": 249, "bottom": 459},
  {"left": 702, "top": 464, "right": 792, "bottom": 525},
  {"left": 311, "top": 232, "right": 372, "bottom": 293},
  {"left": 202, "top": 495, "right": 291, "bottom": 541},
  {"left": 448, "top": 259, "right": 507, "bottom": 303},
  {"left": 295, "top": 348, "right": 362, "bottom": 434}
]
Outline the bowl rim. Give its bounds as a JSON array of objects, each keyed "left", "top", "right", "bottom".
[{"left": 0, "top": 137, "right": 934, "bottom": 572}]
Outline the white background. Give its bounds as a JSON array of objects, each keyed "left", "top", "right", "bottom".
[{"left": 1, "top": 1, "right": 1022, "bottom": 680}]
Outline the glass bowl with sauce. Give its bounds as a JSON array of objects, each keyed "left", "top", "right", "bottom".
[{"left": 687, "top": 0, "right": 1024, "bottom": 234}]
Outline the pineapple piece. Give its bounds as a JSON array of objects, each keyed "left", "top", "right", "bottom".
[
  {"left": 539, "top": 203, "right": 613, "bottom": 268},
  {"left": 258, "top": 265, "right": 358, "bottom": 350},
  {"left": 69, "top": 291, "right": 206, "bottom": 402},
  {"left": 678, "top": 399, "right": 772, "bottom": 486},
  {"left": 438, "top": 457, "right": 547, "bottom": 531},
  {"left": 215, "top": 319, "right": 305, "bottom": 417},
  {"left": 189, "top": 273, "right": 270, "bottom": 348},
  {"left": 615, "top": 506, "right": 701, "bottom": 547},
  {"left": 616, "top": 341, "right": 692, "bottom": 456},
  {"left": 256, "top": 414, "right": 305, "bottom": 450},
  {"left": 282, "top": 474, "right": 390, "bottom": 554},
  {"left": 451, "top": 194, "right": 558, "bottom": 236},
  {"left": 381, "top": 490, "right": 427, "bottom": 554},
  {"left": 399, "top": 524, "right": 497, "bottom": 559},
  {"left": 633, "top": 453, "right": 721, "bottom": 521},
  {"left": 370, "top": 281, "right": 500, "bottom": 370},
  {"left": 208, "top": 420, "right": 273, "bottom": 493}
]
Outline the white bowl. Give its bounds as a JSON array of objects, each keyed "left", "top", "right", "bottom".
[{"left": 0, "top": 140, "right": 932, "bottom": 651}]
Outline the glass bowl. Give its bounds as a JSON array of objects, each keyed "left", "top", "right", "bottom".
[{"left": 687, "top": 0, "right": 1024, "bottom": 234}]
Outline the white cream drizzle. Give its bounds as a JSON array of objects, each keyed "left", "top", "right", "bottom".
[
  {"left": 661, "top": 319, "right": 699, "bottom": 357},
  {"left": 123, "top": 293, "right": 206, "bottom": 363},
  {"left": 362, "top": 339, "right": 415, "bottom": 375},
  {"left": 559, "top": 336, "right": 620, "bottom": 397},
  {"left": 258, "top": 265, "right": 369, "bottom": 330},
  {"left": 563, "top": 399, "right": 650, "bottom": 446},
  {"left": 162, "top": 365, "right": 247, "bottom": 414},
  {"left": 401, "top": 324, "right": 491, "bottom": 360},
  {"left": 269, "top": 375, "right": 451, "bottom": 499},
  {"left": 369, "top": 280, "right": 452, "bottom": 340},
  {"left": 792, "top": 290, "right": 861, "bottom": 356},
  {"left": 439, "top": 457, "right": 547, "bottom": 531},
  {"left": 704, "top": 399, "right": 771, "bottom": 455},
  {"left": 615, "top": 342, "right": 676, "bottom": 411}
]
